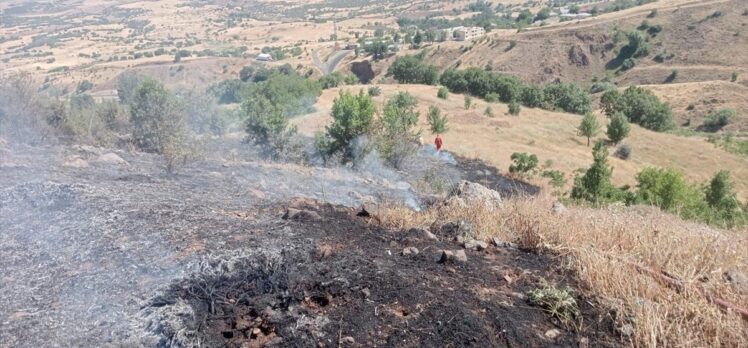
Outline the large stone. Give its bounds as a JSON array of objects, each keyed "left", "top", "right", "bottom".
[
  {"left": 453, "top": 250, "right": 468, "bottom": 263},
  {"left": 94, "top": 153, "right": 128, "bottom": 166},
  {"left": 402, "top": 247, "right": 419, "bottom": 256},
  {"left": 464, "top": 240, "right": 488, "bottom": 251},
  {"left": 283, "top": 208, "right": 322, "bottom": 222},
  {"left": 437, "top": 220, "right": 476, "bottom": 241},
  {"left": 448, "top": 181, "right": 503, "bottom": 210}
]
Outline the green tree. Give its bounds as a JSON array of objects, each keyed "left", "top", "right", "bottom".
[
  {"left": 116, "top": 71, "right": 145, "bottom": 105},
  {"left": 605, "top": 86, "right": 673, "bottom": 132},
  {"left": 413, "top": 31, "right": 423, "bottom": 47},
  {"left": 508, "top": 101, "right": 521, "bottom": 115},
  {"left": 606, "top": 112, "right": 630, "bottom": 145},
  {"left": 571, "top": 141, "right": 617, "bottom": 203},
  {"left": 437, "top": 86, "right": 449, "bottom": 99},
  {"left": 427, "top": 105, "right": 448, "bottom": 134},
  {"left": 542, "top": 83, "right": 592, "bottom": 114},
  {"left": 600, "top": 89, "right": 620, "bottom": 115},
  {"left": 239, "top": 66, "right": 254, "bottom": 82},
  {"left": 324, "top": 90, "right": 376, "bottom": 159},
  {"left": 705, "top": 171, "right": 741, "bottom": 219},
  {"left": 578, "top": 113, "right": 601, "bottom": 146},
  {"left": 379, "top": 92, "right": 421, "bottom": 167},
  {"left": 386, "top": 55, "right": 439, "bottom": 84},
  {"left": 509, "top": 152, "right": 538, "bottom": 175},
  {"left": 129, "top": 78, "right": 185, "bottom": 154},
  {"left": 242, "top": 96, "right": 296, "bottom": 157},
  {"left": 635, "top": 167, "right": 693, "bottom": 212}
]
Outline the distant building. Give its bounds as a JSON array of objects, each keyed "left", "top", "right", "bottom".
[
  {"left": 256, "top": 53, "right": 273, "bottom": 61},
  {"left": 454, "top": 26, "right": 485, "bottom": 41}
]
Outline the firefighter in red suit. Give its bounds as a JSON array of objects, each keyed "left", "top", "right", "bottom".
[{"left": 435, "top": 134, "right": 443, "bottom": 152}]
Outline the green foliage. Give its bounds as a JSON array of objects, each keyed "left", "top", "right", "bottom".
[
  {"left": 386, "top": 55, "right": 439, "bottom": 85},
  {"left": 484, "top": 92, "right": 499, "bottom": 103},
  {"left": 177, "top": 89, "right": 233, "bottom": 135},
  {"left": 508, "top": 101, "right": 521, "bottom": 116},
  {"left": 571, "top": 141, "right": 621, "bottom": 204},
  {"left": 578, "top": 113, "right": 601, "bottom": 146},
  {"left": 463, "top": 95, "right": 472, "bottom": 110},
  {"left": 607, "top": 112, "right": 630, "bottom": 144},
  {"left": 635, "top": 167, "right": 699, "bottom": 212},
  {"left": 484, "top": 106, "right": 494, "bottom": 117},
  {"left": 603, "top": 86, "right": 674, "bottom": 132},
  {"left": 705, "top": 171, "right": 742, "bottom": 224},
  {"left": 242, "top": 95, "right": 297, "bottom": 158},
  {"left": 318, "top": 72, "right": 345, "bottom": 89},
  {"left": 367, "top": 86, "right": 382, "bottom": 96},
  {"left": 427, "top": 106, "right": 448, "bottom": 134},
  {"left": 520, "top": 85, "right": 544, "bottom": 108},
  {"left": 527, "top": 286, "right": 580, "bottom": 327},
  {"left": 76, "top": 80, "right": 94, "bottom": 94},
  {"left": 614, "top": 143, "right": 632, "bottom": 160},
  {"left": 509, "top": 152, "right": 538, "bottom": 175},
  {"left": 379, "top": 92, "right": 421, "bottom": 167},
  {"left": 437, "top": 86, "right": 449, "bottom": 99},
  {"left": 344, "top": 74, "right": 359, "bottom": 85},
  {"left": 621, "top": 57, "right": 636, "bottom": 71},
  {"left": 542, "top": 83, "right": 592, "bottom": 114},
  {"left": 116, "top": 71, "right": 145, "bottom": 105},
  {"left": 732, "top": 72, "right": 739, "bottom": 82},
  {"left": 542, "top": 170, "right": 567, "bottom": 189},
  {"left": 242, "top": 72, "right": 321, "bottom": 117},
  {"left": 534, "top": 8, "right": 552, "bottom": 22},
  {"left": 702, "top": 108, "right": 736, "bottom": 131},
  {"left": 129, "top": 78, "right": 185, "bottom": 154},
  {"left": 323, "top": 90, "right": 376, "bottom": 159},
  {"left": 239, "top": 66, "right": 254, "bottom": 82},
  {"left": 208, "top": 79, "right": 245, "bottom": 104}
]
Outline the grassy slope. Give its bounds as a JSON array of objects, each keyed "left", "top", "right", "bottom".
[{"left": 292, "top": 84, "right": 748, "bottom": 199}]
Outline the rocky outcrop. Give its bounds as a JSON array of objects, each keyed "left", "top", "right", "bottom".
[{"left": 446, "top": 181, "right": 503, "bottom": 210}]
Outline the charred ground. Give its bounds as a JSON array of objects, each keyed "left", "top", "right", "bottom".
[{"left": 0, "top": 137, "right": 619, "bottom": 347}]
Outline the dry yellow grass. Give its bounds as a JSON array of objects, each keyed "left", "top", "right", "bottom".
[
  {"left": 292, "top": 84, "right": 748, "bottom": 199},
  {"left": 377, "top": 195, "right": 748, "bottom": 347}
]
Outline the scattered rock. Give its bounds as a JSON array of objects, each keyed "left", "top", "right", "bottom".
[
  {"left": 447, "top": 181, "right": 503, "bottom": 210},
  {"left": 453, "top": 250, "right": 467, "bottom": 263},
  {"left": 463, "top": 240, "right": 488, "bottom": 251},
  {"left": 360, "top": 288, "right": 370, "bottom": 299},
  {"left": 492, "top": 237, "right": 518, "bottom": 249},
  {"left": 342, "top": 336, "right": 355, "bottom": 344},
  {"left": 283, "top": 208, "right": 322, "bottom": 222},
  {"left": 406, "top": 227, "right": 438, "bottom": 242},
  {"left": 551, "top": 201, "right": 566, "bottom": 214},
  {"left": 568, "top": 44, "right": 590, "bottom": 67},
  {"left": 63, "top": 157, "right": 89, "bottom": 168},
  {"left": 94, "top": 153, "right": 128, "bottom": 166},
  {"left": 436, "top": 220, "right": 476, "bottom": 241},
  {"left": 316, "top": 245, "right": 333, "bottom": 259},
  {"left": 438, "top": 250, "right": 454, "bottom": 263},
  {"left": 402, "top": 247, "right": 419, "bottom": 256},
  {"left": 544, "top": 329, "right": 562, "bottom": 339},
  {"left": 723, "top": 269, "right": 748, "bottom": 291}
]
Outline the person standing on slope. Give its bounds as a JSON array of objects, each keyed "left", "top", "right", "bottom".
[{"left": 435, "top": 134, "right": 443, "bottom": 152}]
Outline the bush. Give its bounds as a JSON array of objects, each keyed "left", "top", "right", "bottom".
[
  {"left": 705, "top": 171, "right": 742, "bottom": 224},
  {"left": 129, "top": 78, "right": 187, "bottom": 156},
  {"left": 665, "top": 69, "right": 678, "bottom": 83},
  {"left": 242, "top": 96, "right": 297, "bottom": 158},
  {"left": 344, "top": 74, "right": 359, "bottom": 85},
  {"left": 322, "top": 90, "right": 376, "bottom": 160},
  {"left": 702, "top": 108, "right": 736, "bottom": 130},
  {"left": 464, "top": 95, "right": 472, "bottom": 110},
  {"left": 76, "top": 80, "right": 94, "bottom": 94},
  {"left": 484, "top": 106, "right": 494, "bottom": 117},
  {"left": 590, "top": 81, "right": 616, "bottom": 94},
  {"left": 571, "top": 141, "right": 621, "bottom": 204},
  {"left": 117, "top": 71, "right": 145, "bottom": 105},
  {"left": 635, "top": 167, "right": 698, "bottom": 211},
  {"left": 732, "top": 72, "right": 739, "bottom": 82},
  {"left": 542, "top": 83, "right": 592, "bottom": 114},
  {"left": 578, "top": 113, "right": 601, "bottom": 146},
  {"left": 367, "top": 86, "right": 382, "bottom": 96},
  {"left": 484, "top": 93, "right": 499, "bottom": 103},
  {"left": 541, "top": 170, "right": 567, "bottom": 188},
  {"left": 386, "top": 55, "right": 439, "bottom": 85},
  {"left": 508, "top": 101, "right": 521, "bottom": 115},
  {"left": 520, "top": 85, "right": 544, "bottom": 108},
  {"left": 509, "top": 152, "right": 538, "bottom": 175},
  {"left": 603, "top": 86, "right": 674, "bottom": 132},
  {"left": 437, "top": 86, "right": 449, "bottom": 99},
  {"left": 621, "top": 58, "right": 636, "bottom": 71},
  {"left": 318, "top": 72, "right": 344, "bottom": 89},
  {"left": 239, "top": 66, "right": 254, "bottom": 82},
  {"left": 607, "top": 112, "right": 630, "bottom": 144},
  {"left": 378, "top": 92, "right": 421, "bottom": 168},
  {"left": 614, "top": 144, "right": 632, "bottom": 160},
  {"left": 208, "top": 79, "right": 245, "bottom": 104},
  {"left": 427, "top": 106, "right": 448, "bottom": 134}
]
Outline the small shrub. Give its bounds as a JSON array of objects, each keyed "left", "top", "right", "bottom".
[
  {"left": 437, "top": 86, "right": 449, "bottom": 99},
  {"left": 484, "top": 106, "right": 494, "bottom": 117},
  {"left": 527, "top": 286, "right": 580, "bottom": 327},
  {"left": 508, "top": 101, "right": 521, "bottom": 116},
  {"left": 647, "top": 9, "right": 658, "bottom": 18},
  {"left": 614, "top": 144, "right": 632, "bottom": 160},
  {"left": 702, "top": 108, "right": 736, "bottom": 130},
  {"left": 464, "top": 95, "right": 472, "bottom": 110},
  {"left": 484, "top": 93, "right": 499, "bottom": 103},
  {"left": 367, "top": 86, "right": 382, "bottom": 96},
  {"left": 509, "top": 152, "right": 538, "bottom": 175},
  {"left": 621, "top": 58, "right": 636, "bottom": 71},
  {"left": 427, "top": 106, "right": 449, "bottom": 134},
  {"left": 731, "top": 72, "right": 738, "bottom": 82},
  {"left": 665, "top": 69, "right": 678, "bottom": 83},
  {"left": 541, "top": 170, "right": 567, "bottom": 188},
  {"left": 344, "top": 74, "right": 359, "bottom": 85}
]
